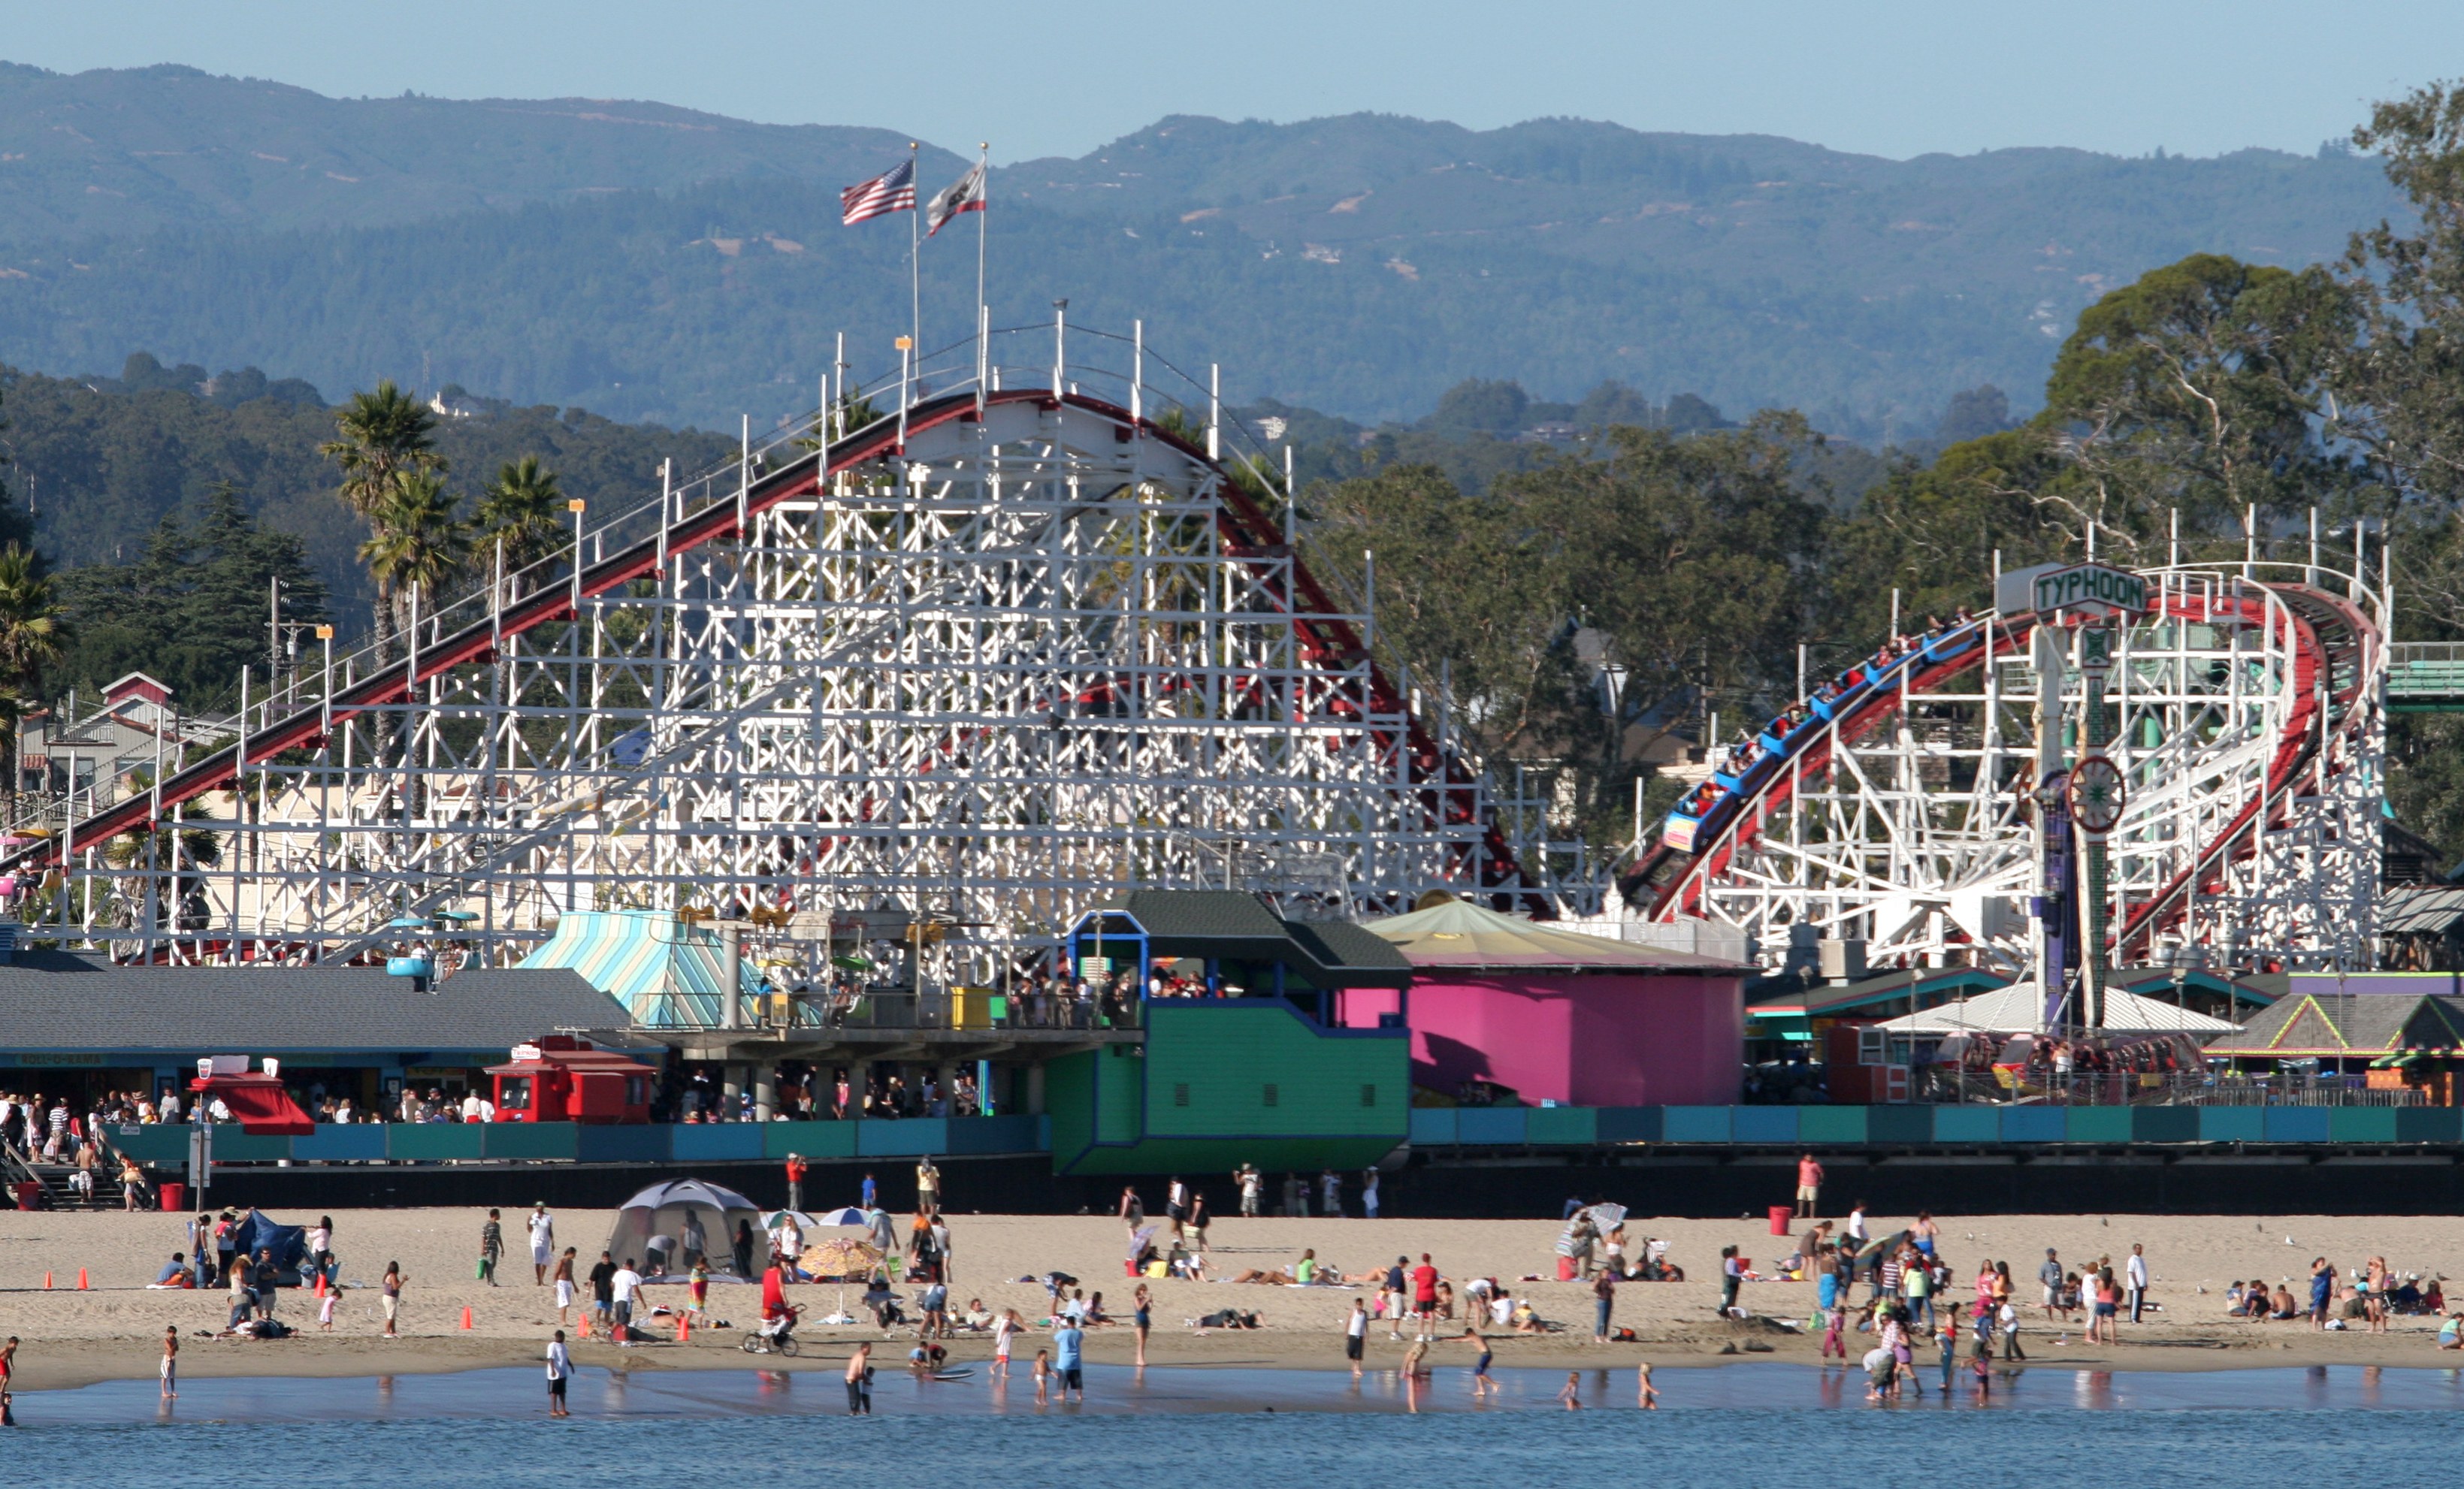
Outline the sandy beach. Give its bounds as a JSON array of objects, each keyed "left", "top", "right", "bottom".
[{"left": 0, "top": 1204, "right": 2454, "bottom": 1391}]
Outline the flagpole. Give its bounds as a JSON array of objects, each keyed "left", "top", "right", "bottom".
[
  {"left": 975, "top": 142, "right": 989, "bottom": 384},
  {"left": 908, "top": 141, "right": 922, "bottom": 395}
]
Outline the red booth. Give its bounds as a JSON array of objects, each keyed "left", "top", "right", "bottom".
[
  {"left": 486, "top": 1036, "right": 655, "bottom": 1123},
  {"left": 191, "top": 1056, "right": 316, "bottom": 1135}
]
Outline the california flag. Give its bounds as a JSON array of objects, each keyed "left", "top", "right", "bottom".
[{"left": 927, "top": 161, "right": 987, "bottom": 237}]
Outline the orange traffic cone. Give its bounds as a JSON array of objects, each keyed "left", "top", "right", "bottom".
[
  {"left": 676, "top": 1312, "right": 690, "bottom": 1342},
  {"left": 314, "top": 1272, "right": 327, "bottom": 1298},
  {"left": 459, "top": 1305, "right": 474, "bottom": 1330},
  {"left": 41, "top": 1272, "right": 51, "bottom": 1290},
  {"left": 578, "top": 1315, "right": 591, "bottom": 1339},
  {"left": 75, "top": 1267, "right": 89, "bottom": 1291}
]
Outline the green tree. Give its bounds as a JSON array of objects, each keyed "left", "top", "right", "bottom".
[
  {"left": 357, "top": 471, "right": 471, "bottom": 651},
  {"left": 2038, "top": 252, "right": 2357, "bottom": 563},
  {"left": 320, "top": 381, "right": 444, "bottom": 653},
  {"left": 0, "top": 544, "right": 65, "bottom": 811},
  {"left": 472, "top": 455, "right": 567, "bottom": 593}
]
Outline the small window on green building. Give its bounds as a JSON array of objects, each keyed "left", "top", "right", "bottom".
[
  {"left": 1361, "top": 1083, "right": 1377, "bottom": 1107},
  {"left": 1262, "top": 1083, "right": 1279, "bottom": 1107},
  {"left": 1174, "top": 1083, "right": 1190, "bottom": 1107}
]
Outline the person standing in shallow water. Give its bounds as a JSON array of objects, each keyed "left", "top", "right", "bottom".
[{"left": 545, "top": 1329, "right": 571, "bottom": 1417}]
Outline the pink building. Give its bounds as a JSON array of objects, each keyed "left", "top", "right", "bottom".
[{"left": 1350, "top": 899, "right": 1746, "bottom": 1107}]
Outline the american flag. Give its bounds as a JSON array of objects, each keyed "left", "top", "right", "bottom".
[{"left": 840, "top": 159, "right": 916, "bottom": 225}]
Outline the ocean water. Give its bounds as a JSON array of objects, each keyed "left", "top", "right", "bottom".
[{"left": 12, "top": 1363, "right": 2461, "bottom": 1486}]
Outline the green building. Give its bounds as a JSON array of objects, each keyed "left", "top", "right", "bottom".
[{"left": 1044, "top": 892, "right": 1415, "bottom": 1175}]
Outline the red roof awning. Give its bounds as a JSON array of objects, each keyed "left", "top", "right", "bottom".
[{"left": 191, "top": 1074, "right": 315, "bottom": 1136}]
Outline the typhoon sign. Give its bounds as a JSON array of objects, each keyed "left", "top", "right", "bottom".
[{"left": 1994, "top": 562, "right": 2149, "bottom": 622}]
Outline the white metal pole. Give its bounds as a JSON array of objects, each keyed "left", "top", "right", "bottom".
[
  {"left": 1052, "top": 302, "right": 1066, "bottom": 395},
  {"left": 1208, "top": 364, "right": 1220, "bottom": 461},
  {"left": 1131, "top": 319, "right": 1143, "bottom": 425},
  {"left": 908, "top": 141, "right": 922, "bottom": 375}
]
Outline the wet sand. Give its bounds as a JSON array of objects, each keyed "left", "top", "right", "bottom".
[{"left": 0, "top": 1206, "right": 2451, "bottom": 1390}]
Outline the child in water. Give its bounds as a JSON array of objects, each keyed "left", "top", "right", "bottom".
[
  {"left": 1637, "top": 1361, "right": 1658, "bottom": 1409},
  {"left": 1558, "top": 1371, "right": 1583, "bottom": 1410},
  {"left": 1032, "top": 1346, "right": 1052, "bottom": 1404}
]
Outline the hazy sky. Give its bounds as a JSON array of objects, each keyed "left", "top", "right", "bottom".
[{"left": 1, "top": 0, "right": 2450, "bottom": 163}]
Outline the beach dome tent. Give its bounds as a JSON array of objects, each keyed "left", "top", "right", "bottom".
[
  {"left": 228, "top": 1209, "right": 310, "bottom": 1284},
  {"left": 601, "top": 1179, "right": 765, "bottom": 1281}
]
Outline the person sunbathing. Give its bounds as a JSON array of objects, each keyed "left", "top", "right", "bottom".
[
  {"left": 1229, "top": 1267, "right": 1295, "bottom": 1285},
  {"left": 1510, "top": 1299, "right": 1549, "bottom": 1333}
]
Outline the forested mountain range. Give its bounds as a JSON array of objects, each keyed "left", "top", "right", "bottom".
[{"left": 0, "top": 63, "right": 2404, "bottom": 439}]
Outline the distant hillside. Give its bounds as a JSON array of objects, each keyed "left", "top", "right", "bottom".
[{"left": 0, "top": 65, "right": 2408, "bottom": 438}]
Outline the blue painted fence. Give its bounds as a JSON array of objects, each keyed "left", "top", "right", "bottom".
[
  {"left": 106, "top": 1114, "right": 1051, "bottom": 1166},
  {"left": 1407, "top": 1104, "right": 2464, "bottom": 1148}
]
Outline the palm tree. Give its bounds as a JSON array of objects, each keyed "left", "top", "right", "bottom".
[
  {"left": 358, "top": 472, "right": 472, "bottom": 646},
  {"left": 473, "top": 455, "right": 566, "bottom": 597},
  {"left": 0, "top": 545, "right": 65, "bottom": 815},
  {"left": 321, "top": 382, "right": 444, "bottom": 653}
]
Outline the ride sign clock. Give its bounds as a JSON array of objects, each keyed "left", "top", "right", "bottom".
[{"left": 2067, "top": 754, "right": 2125, "bottom": 838}]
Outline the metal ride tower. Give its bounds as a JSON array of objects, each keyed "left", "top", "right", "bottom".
[
  {"left": 1626, "top": 544, "right": 2387, "bottom": 980},
  {"left": 5, "top": 323, "right": 1598, "bottom": 983}
]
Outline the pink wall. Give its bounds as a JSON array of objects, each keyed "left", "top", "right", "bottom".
[{"left": 1346, "top": 973, "right": 1743, "bottom": 1107}]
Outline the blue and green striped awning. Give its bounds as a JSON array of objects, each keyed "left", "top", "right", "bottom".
[{"left": 518, "top": 909, "right": 754, "bottom": 1028}]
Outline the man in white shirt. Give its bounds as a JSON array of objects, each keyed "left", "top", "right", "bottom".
[
  {"left": 2126, "top": 1243, "right": 2150, "bottom": 1324},
  {"left": 461, "top": 1091, "right": 485, "bottom": 1123},
  {"left": 159, "top": 1088, "right": 182, "bottom": 1123},
  {"left": 545, "top": 1329, "right": 573, "bottom": 1416},
  {"left": 528, "top": 1203, "right": 556, "bottom": 1285},
  {"left": 610, "top": 1259, "right": 643, "bottom": 1339},
  {"left": 1845, "top": 1204, "right": 1868, "bottom": 1245}
]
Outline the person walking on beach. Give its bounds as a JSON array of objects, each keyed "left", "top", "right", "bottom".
[
  {"left": 1719, "top": 1245, "right": 1743, "bottom": 1317},
  {"left": 479, "top": 1209, "right": 504, "bottom": 1286},
  {"left": 861, "top": 1171, "right": 877, "bottom": 1210},
  {"left": 319, "top": 1278, "right": 337, "bottom": 1333},
  {"left": 1346, "top": 1296, "right": 1368, "bottom": 1378},
  {"left": 528, "top": 1203, "right": 555, "bottom": 1285},
  {"left": 1133, "top": 1282, "right": 1153, "bottom": 1367},
  {"left": 611, "top": 1258, "right": 642, "bottom": 1340},
  {"left": 588, "top": 1252, "right": 616, "bottom": 1330},
  {"left": 1362, "top": 1167, "right": 1380, "bottom": 1219},
  {"left": 553, "top": 1248, "right": 577, "bottom": 1326},
  {"left": 160, "top": 1323, "right": 177, "bottom": 1399},
  {"left": 1794, "top": 1152, "right": 1823, "bottom": 1219},
  {"left": 1592, "top": 1268, "right": 1617, "bottom": 1343},
  {"left": 1054, "top": 1315, "right": 1086, "bottom": 1401},
  {"left": 845, "top": 1342, "right": 873, "bottom": 1415},
  {"left": 1383, "top": 1256, "right": 1410, "bottom": 1341},
  {"left": 916, "top": 1155, "right": 941, "bottom": 1216},
  {"left": 2126, "top": 1243, "right": 2149, "bottom": 1324},
  {"left": 2039, "top": 1248, "right": 2065, "bottom": 1321},
  {"left": 381, "top": 1261, "right": 404, "bottom": 1338},
  {"left": 1238, "top": 1164, "right": 1262, "bottom": 1218},
  {"left": 2309, "top": 1257, "right": 2334, "bottom": 1330},
  {"left": 1411, "top": 1253, "right": 1440, "bottom": 1333},
  {"left": 785, "top": 1152, "right": 807, "bottom": 1213}
]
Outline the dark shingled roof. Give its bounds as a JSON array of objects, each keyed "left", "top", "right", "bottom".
[
  {"left": 2205, "top": 992, "right": 2464, "bottom": 1058},
  {"left": 0, "top": 950, "right": 632, "bottom": 1053},
  {"left": 1087, "top": 891, "right": 1413, "bottom": 989}
]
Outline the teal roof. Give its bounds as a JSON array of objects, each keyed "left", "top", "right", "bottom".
[{"left": 517, "top": 909, "right": 757, "bottom": 1028}]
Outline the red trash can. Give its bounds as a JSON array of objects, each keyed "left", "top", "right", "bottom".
[
  {"left": 1767, "top": 1204, "right": 1793, "bottom": 1237},
  {"left": 158, "top": 1181, "right": 187, "bottom": 1214},
  {"left": 11, "top": 1180, "right": 38, "bottom": 1210}
]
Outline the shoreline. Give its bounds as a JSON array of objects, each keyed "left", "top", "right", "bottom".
[{"left": 3, "top": 1320, "right": 2452, "bottom": 1393}]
